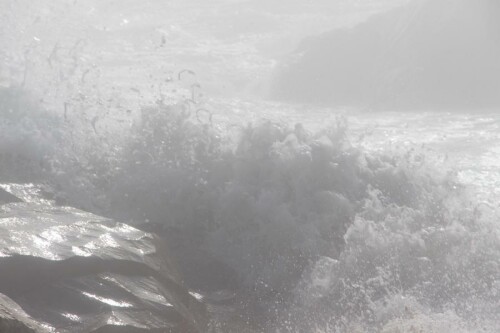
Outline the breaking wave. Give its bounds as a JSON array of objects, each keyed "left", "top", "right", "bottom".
[{"left": 0, "top": 86, "right": 499, "bottom": 332}]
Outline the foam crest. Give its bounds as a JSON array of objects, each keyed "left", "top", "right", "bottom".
[{"left": 0, "top": 88, "right": 498, "bottom": 332}]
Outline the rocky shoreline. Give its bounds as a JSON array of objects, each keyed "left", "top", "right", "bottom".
[{"left": 0, "top": 184, "right": 207, "bottom": 333}]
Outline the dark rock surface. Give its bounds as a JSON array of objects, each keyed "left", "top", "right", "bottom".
[
  {"left": 0, "top": 184, "right": 207, "bottom": 333},
  {"left": 272, "top": 0, "right": 500, "bottom": 110},
  {"left": 0, "top": 188, "right": 22, "bottom": 205},
  {"left": 0, "top": 293, "right": 52, "bottom": 333}
]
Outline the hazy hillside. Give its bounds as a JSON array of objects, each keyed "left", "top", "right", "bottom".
[{"left": 272, "top": 0, "right": 500, "bottom": 110}]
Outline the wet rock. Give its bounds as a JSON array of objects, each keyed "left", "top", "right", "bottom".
[
  {"left": 0, "top": 184, "right": 207, "bottom": 333},
  {"left": 0, "top": 293, "right": 52, "bottom": 333},
  {"left": 0, "top": 188, "right": 22, "bottom": 205}
]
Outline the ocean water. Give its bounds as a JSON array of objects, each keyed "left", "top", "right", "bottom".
[{"left": 1, "top": 1, "right": 499, "bottom": 332}]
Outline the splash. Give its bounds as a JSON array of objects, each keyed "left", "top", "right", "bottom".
[
  {"left": 1, "top": 1, "right": 499, "bottom": 330},
  {"left": 1, "top": 79, "right": 499, "bottom": 331}
]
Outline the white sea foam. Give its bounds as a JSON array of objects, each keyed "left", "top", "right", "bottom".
[
  {"left": 1, "top": 1, "right": 499, "bottom": 330},
  {"left": 1, "top": 87, "right": 498, "bottom": 332}
]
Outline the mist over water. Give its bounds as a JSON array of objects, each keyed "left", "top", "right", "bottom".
[{"left": 1, "top": 0, "right": 499, "bottom": 332}]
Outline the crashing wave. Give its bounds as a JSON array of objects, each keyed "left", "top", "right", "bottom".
[{"left": 0, "top": 87, "right": 499, "bottom": 332}]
